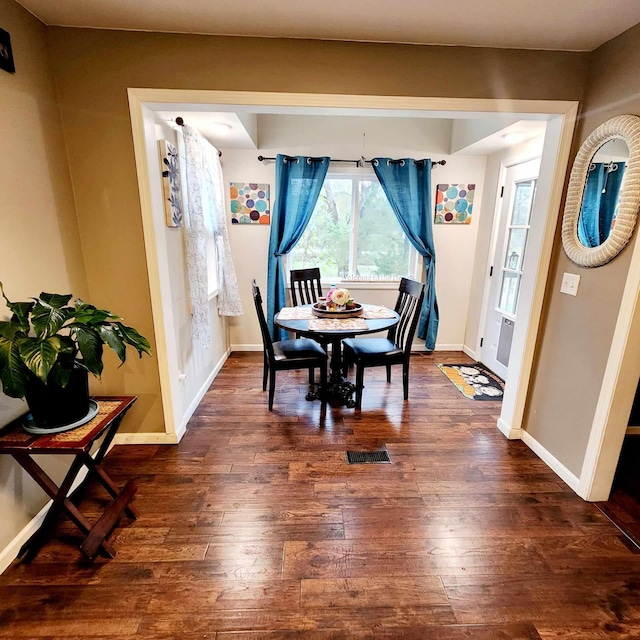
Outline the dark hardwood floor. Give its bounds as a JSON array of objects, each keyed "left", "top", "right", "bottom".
[{"left": 2, "top": 351, "right": 640, "bottom": 638}]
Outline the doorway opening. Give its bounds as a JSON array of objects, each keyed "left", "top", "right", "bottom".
[
  {"left": 480, "top": 157, "right": 541, "bottom": 382},
  {"left": 127, "top": 89, "right": 577, "bottom": 456}
]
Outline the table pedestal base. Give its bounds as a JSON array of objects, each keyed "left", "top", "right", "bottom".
[
  {"left": 306, "top": 372, "right": 356, "bottom": 407},
  {"left": 306, "top": 336, "right": 357, "bottom": 407}
]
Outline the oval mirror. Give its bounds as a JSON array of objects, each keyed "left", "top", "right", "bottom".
[{"left": 562, "top": 114, "right": 640, "bottom": 267}]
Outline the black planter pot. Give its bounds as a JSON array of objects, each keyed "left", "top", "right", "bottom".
[{"left": 24, "top": 366, "right": 90, "bottom": 429}]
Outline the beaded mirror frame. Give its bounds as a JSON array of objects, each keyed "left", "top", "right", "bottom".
[{"left": 562, "top": 114, "right": 640, "bottom": 267}]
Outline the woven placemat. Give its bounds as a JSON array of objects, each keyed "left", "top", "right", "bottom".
[
  {"left": 276, "top": 306, "right": 313, "bottom": 320},
  {"left": 361, "top": 305, "right": 396, "bottom": 319},
  {"left": 308, "top": 317, "right": 369, "bottom": 331}
]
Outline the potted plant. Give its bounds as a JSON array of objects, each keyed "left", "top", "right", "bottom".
[{"left": 0, "top": 283, "right": 151, "bottom": 431}]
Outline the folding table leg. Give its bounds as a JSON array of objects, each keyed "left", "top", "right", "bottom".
[
  {"left": 13, "top": 453, "right": 116, "bottom": 562},
  {"left": 80, "top": 452, "right": 138, "bottom": 519}
]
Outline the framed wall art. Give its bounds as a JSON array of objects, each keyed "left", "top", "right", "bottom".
[
  {"left": 158, "top": 140, "right": 183, "bottom": 228},
  {"left": 434, "top": 184, "right": 475, "bottom": 224},
  {"left": 230, "top": 183, "right": 270, "bottom": 224}
]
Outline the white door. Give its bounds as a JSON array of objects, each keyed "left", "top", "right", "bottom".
[{"left": 481, "top": 158, "right": 540, "bottom": 380}]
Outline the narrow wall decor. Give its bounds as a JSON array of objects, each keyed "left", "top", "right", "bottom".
[
  {"left": 0, "top": 28, "right": 15, "bottom": 74},
  {"left": 230, "top": 183, "right": 270, "bottom": 224},
  {"left": 158, "top": 140, "right": 183, "bottom": 227},
  {"left": 434, "top": 183, "right": 475, "bottom": 224}
]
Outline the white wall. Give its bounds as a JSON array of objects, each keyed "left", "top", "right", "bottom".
[{"left": 222, "top": 114, "right": 487, "bottom": 351}]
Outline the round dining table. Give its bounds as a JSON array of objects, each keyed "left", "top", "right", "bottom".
[{"left": 275, "top": 303, "right": 399, "bottom": 407}]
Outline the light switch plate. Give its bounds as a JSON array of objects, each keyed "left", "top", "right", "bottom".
[{"left": 560, "top": 272, "right": 580, "bottom": 296}]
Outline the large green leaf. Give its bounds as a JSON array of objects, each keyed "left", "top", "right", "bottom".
[
  {"left": 73, "top": 326, "right": 103, "bottom": 376},
  {"left": 18, "top": 336, "right": 61, "bottom": 382},
  {"left": 49, "top": 365, "right": 71, "bottom": 388},
  {"left": 98, "top": 325, "right": 126, "bottom": 364},
  {"left": 73, "top": 308, "right": 114, "bottom": 325},
  {"left": 0, "top": 282, "right": 34, "bottom": 333},
  {"left": 0, "top": 321, "right": 22, "bottom": 340},
  {"left": 116, "top": 322, "right": 151, "bottom": 356},
  {"left": 73, "top": 300, "right": 120, "bottom": 325},
  {"left": 0, "top": 336, "right": 27, "bottom": 397},
  {"left": 31, "top": 301, "right": 71, "bottom": 338},
  {"left": 38, "top": 292, "right": 73, "bottom": 308}
]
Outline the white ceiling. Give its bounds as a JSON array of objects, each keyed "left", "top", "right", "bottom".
[
  {"left": 154, "top": 108, "right": 546, "bottom": 156},
  {"left": 16, "top": 0, "right": 640, "bottom": 51}
]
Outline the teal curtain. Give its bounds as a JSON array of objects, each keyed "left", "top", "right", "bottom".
[
  {"left": 267, "top": 155, "right": 330, "bottom": 339},
  {"left": 372, "top": 158, "right": 439, "bottom": 350},
  {"left": 578, "top": 162, "right": 626, "bottom": 248}
]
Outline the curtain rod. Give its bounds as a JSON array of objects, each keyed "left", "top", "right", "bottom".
[
  {"left": 257, "top": 155, "right": 446, "bottom": 167},
  {"left": 175, "top": 117, "right": 222, "bottom": 157}
]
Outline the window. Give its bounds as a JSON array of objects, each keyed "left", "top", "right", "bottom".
[
  {"left": 289, "top": 174, "right": 415, "bottom": 282},
  {"left": 497, "top": 178, "right": 536, "bottom": 316}
]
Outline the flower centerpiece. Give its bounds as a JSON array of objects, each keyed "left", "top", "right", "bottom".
[{"left": 326, "top": 287, "right": 357, "bottom": 311}]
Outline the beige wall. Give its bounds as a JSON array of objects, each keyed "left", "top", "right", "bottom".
[
  {"left": 524, "top": 23, "right": 640, "bottom": 476},
  {"left": 45, "top": 27, "right": 591, "bottom": 435},
  {"left": 0, "top": 0, "right": 89, "bottom": 555}
]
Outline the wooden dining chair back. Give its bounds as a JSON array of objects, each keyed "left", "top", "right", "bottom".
[
  {"left": 289, "top": 268, "right": 327, "bottom": 379},
  {"left": 388, "top": 277, "right": 425, "bottom": 353},
  {"left": 252, "top": 280, "right": 327, "bottom": 411},
  {"left": 290, "top": 268, "right": 323, "bottom": 306},
  {"left": 342, "top": 277, "right": 425, "bottom": 409}
]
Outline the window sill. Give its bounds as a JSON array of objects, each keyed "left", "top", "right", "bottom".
[
  {"left": 323, "top": 281, "right": 401, "bottom": 291},
  {"left": 208, "top": 289, "right": 219, "bottom": 301}
]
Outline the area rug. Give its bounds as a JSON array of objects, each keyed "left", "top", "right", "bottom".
[{"left": 436, "top": 362, "right": 504, "bottom": 400}]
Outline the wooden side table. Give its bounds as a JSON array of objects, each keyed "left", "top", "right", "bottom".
[{"left": 0, "top": 396, "right": 138, "bottom": 562}]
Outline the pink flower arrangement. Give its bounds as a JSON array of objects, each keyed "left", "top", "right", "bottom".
[{"left": 329, "top": 288, "right": 350, "bottom": 306}]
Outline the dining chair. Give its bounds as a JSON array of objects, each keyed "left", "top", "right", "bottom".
[
  {"left": 252, "top": 280, "right": 327, "bottom": 411},
  {"left": 290, "top": 267, "right": 323, "bottom": 306},
  {"left": 341, "top": 277, "right": 425, "bottom": 410},
  {"left": 290, "top": 267, "right": 326, "bottom": 383}
]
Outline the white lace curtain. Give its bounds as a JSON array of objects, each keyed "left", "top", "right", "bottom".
[{"left": 182, "top": 125, "right": 243, "bottom": 346}]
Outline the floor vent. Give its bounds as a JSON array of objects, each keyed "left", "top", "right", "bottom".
[{"left": 346, "top": 450, "right": 391, "bottom": 464}]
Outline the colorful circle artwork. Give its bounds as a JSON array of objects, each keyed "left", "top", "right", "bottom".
[
  {"left": 230, "top": 182, "right": 271, "bottom": 225},
  {"left": 434, "top": 184, "right": 475, "bottom": 225}
]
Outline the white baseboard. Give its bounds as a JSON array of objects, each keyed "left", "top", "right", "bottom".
[
  {"left": 230, "top": 343, "right": 262, "bottom": 352},
  {"left": 433, "top": 343, "right": 464, "bottom": 351},
  {"left": 462, "top": 345, "right": 477, "bottom": 360},
  {"left": 497, "top": 416, "right": 522, "bottom": 440},
  {"left": 234, "top": 343, "right": 469, "bottom": 354},
  {"left": 521, "top": 429, "right": 580, "bottom": 493},
  {"left": 0, "top": 464, "right": 92, "bottom": 575},
  {"left": 114, "top": 431, "right": 182, "bottom": 445}
]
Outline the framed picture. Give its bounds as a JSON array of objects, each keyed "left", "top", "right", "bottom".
[
  {"left": 434, "top": 184, "right": 475, "bottom": 224},
  {"left": 158, "top": 140, "right": 183, "bottom": 227},
  {"left": 230, "top": 183, "right": 270, "bottom": 224},
  {"left": 0, "top": 28, "right": 15, "bottom": 74}
]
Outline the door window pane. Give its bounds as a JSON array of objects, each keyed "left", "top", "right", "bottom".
[
  {"left": 499, "top": 272, "right": 520, "bottom": 315},
  {"left": 504, "top": 228, "right": 528, "bottom": 271},
  {"left": 512, "top": 180, "right": 535, "bottom": 226}
]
